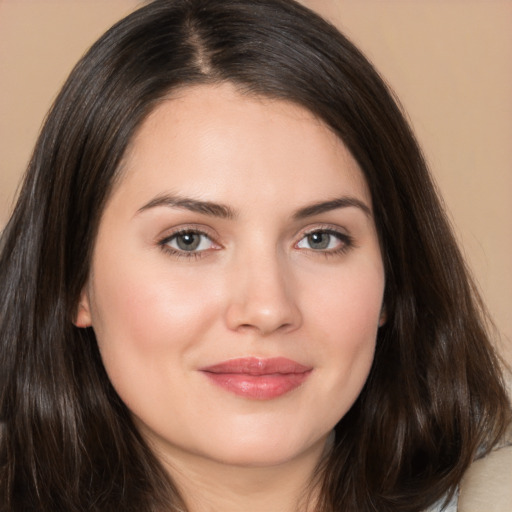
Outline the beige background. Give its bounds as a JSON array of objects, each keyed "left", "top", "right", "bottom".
[{"left": 1, "top": 0, "right": 511, "bottom": 360}]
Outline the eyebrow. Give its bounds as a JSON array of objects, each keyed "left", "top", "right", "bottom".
[
  {"left": 137, "top": 194, "right": 236, "bottom": 219},
  {"left": 292, "top": 197, "right": 372, "bottom": 220},
  {"left": 137, "top": 193, "right": 371, "bottom": 220}
]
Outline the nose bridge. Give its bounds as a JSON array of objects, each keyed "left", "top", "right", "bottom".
[{"left": 225, "top": 241, "right": 301, "bottom": 335}]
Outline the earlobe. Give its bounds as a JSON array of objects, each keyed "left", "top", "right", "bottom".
[
  {"left": 74, "top": 290, "right": 92, "bottom": 328},
  {"left": 378, "top": 306, "right": 387, "bottom": 327}
]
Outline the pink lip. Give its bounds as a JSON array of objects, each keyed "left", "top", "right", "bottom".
[{"left": 199, "top": 357, "right": 312, "bottom": 400}]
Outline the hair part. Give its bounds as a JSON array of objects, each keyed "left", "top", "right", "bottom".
[{"left": 1, "top": 0, "right": 510, "bottom": 510}]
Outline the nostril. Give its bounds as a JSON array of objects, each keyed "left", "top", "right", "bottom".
[{"left": 224, "top": 298, "right": 302, "bottom": 336}]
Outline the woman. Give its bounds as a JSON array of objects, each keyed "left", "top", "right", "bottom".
[{"left": 0, "top": 0, "right": 510, "bottom": 510}]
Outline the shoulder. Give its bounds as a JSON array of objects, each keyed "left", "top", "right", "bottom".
[
  {"left": 425, "top": 493, "right": 458, "bottom": 512},
  {"left": 424, "top": 425, "right": 512, "bottom": 512},
  {"left": 457, "top": 429, "right": 512, "bottom": 512}
]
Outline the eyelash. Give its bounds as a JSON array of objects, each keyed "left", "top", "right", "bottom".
[
  {"left": 297, "top": 227, "right": 355, "bottom": 258},
  {"left": 158, "top": 226, "right": 354, "bottom": 260},
  {"left": 158, "top": 228, "right": 218, "bottom": 260}
]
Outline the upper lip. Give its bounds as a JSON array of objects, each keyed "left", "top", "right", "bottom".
[{"left": 200, "top": 357, "right": 312, "bottom": 375}]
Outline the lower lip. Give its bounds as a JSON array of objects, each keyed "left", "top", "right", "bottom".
[{"left": 202, "top": 371, "right": 311, "bottom": 400}]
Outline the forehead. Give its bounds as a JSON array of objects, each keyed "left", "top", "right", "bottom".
[{"left": 113, "top": 83, "right": 371, "bottom": 213}]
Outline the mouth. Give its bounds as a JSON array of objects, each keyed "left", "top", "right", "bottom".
[{"left": 199, "top": 357, "right": 313, "bottom": 400}]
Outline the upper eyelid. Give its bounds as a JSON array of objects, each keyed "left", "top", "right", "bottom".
[
  {"left": 295, "top": 223, "right": 350, "bottom": 239},
  {"left": 295, "top": 228, "right": 352, "bottom": 246},
  {"left": 161, "top": 230, "right": 212, "bottom": 244},
  {"left": 158, "top": 229, "right": 220, "bottom": 259},
  {"left": 156, "top": 223, "right": 352, "bottom": 246},
  {"left": 157, "top": 224, "right": 219, "bottom": 243},
  {"left": 158, "top": 222, "right": 349, "bottom": 235},
  {"left": 166, "top": 231, "right": 216, "bottom": 251}
]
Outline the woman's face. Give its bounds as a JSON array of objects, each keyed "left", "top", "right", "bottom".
[{"left": 77, "top": 83, "right": 385, "bottom": 470}]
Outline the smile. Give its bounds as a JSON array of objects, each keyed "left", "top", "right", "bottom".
[{"left": 199, "top": 357, "right": 313, "bottom": 400}]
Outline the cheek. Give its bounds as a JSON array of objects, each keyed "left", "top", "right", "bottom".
[
  {"left": 302, "top": 259, "right": 384, "bottom": 406},
  {"left": 87, "top": 253, "right": 223, "bottom": 376},
  {"left": 307, "top": 258, "right": 384, "bottom": 342},
  {"left": 86, "top": 259, "right": 224, "bottom": 430}
]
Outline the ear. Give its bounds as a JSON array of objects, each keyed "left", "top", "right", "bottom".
[
  {"left": 74, "top": 288, "right": 92, "bottom": 328},
  {"left": 378, "top": 305, "right": 387, "bottom": 327}
]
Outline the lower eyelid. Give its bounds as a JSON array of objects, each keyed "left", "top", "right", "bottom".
[
  {"left": 296, "top": 230, "right": 356, "bottom": 258},
  {"left": 160, "top": 246, "right": 205, "bottom": 260}
]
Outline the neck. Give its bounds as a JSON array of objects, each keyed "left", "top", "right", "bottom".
[{"left": 153, "top": 434, "right": 332, "bottom": 512}]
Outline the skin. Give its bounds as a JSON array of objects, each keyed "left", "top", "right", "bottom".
[{"left": 77, "top": 83, "right": 385, "bottom": 512}]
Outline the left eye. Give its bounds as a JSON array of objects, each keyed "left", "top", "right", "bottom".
[
  {"left": 164, "top": 231, "right": 215, "bottom": 252},
  {"left": 296, "top": 230, "right": 344, "bottom": 251}
]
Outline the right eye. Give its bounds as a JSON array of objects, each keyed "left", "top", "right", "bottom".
[{"left": 159, "top": 229, "right": 219, "bottom": 257}]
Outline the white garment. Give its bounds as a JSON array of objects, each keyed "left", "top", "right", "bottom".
[
  {"left": 425, "top": 435, "right": 512, "bottom": 512},
  {"left": 426, "top": 492, "right": 458, "bottom": 512}
]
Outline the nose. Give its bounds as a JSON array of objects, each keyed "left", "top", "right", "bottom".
[{"left": 224, "top": 251, "right": 302, "bottom": 336}]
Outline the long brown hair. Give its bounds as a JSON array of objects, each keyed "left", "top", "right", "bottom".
[{"left": 1, "top": 0, "right": 510, "bottom": 510}]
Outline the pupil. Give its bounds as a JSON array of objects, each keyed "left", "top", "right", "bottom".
[
  {"left": 308, "top": 232, "right": 329, "bottom": 250},
  {"left": 177, "top": 233, "right": 200, "bottom": 251}
]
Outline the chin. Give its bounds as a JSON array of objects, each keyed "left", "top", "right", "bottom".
[{"left": 194, "top": 428, "right": 330, "bottom": 469}]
